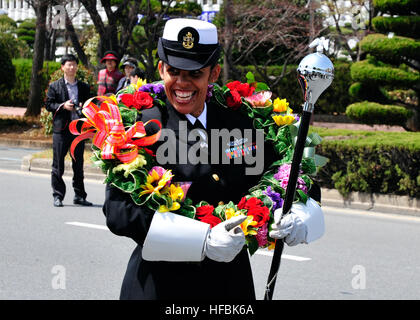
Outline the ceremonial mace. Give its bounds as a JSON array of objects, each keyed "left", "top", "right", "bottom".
[{"left": 264, "top": 39, "right": 334, "bottom": 300}]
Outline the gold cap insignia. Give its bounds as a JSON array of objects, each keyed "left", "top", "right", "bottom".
[{"left": 183, "top": 32, "right": 194, "bottom": 49}]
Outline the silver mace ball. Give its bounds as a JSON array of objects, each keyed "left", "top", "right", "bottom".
[{"left": 297, "top": 52, "right": 334, "bottom": 113}]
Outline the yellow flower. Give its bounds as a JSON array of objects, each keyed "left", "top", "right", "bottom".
[
  {"left": 272, "top": 98, "right": 289, "bottom": 113},
  {"left": 134, "top": 78, "right": 147, "bottom": 91},
  {"left": 241, "top": 215, "right": 258, "bottom": 236},
  {"left": 225, "top": 208, "right": 237, "bottom": 220},
  {"left": 139, "top": 168, "right": 173, "bottom": 197},
  {"left": 158, "top": 202, "right": 181, "bottom": 212},
  {"left": 272, "top": 115, "right": 295, "bottom": 126},
  {"left": 167, "top": 184, "right": 184, "bottom": 202},
  {"left": 224, "top": 208, "right": 257, "bottom": 236},
  {"left": 268, "top": 241, "right": 276, "bottom": 250},
  {"left": 112, "top": 155, "right": 147, "bottom": 178}
]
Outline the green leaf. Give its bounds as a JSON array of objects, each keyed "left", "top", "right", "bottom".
[
  {"left": 246, "top": 71, "right": 255, "bottom": 83},
  {"left": 256, "top": 82, "right": 270, "bottom": 92},
  {"left": 247, "top": 237, "right": 260, "bottom": 256}
]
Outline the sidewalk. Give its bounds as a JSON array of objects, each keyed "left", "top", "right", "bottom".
[
  {"left": 1, "top": 105, "right": 418, "bottom": 216},
  {"left": 18, "top": 154, "right": 420, "bottom": 217}
]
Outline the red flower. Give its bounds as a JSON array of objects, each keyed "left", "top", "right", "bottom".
[
  {"left": 133, "top": 91, "right": 154, "bottom": 110},
  {"left": 195, "top": 205, "right": 221, "bottom": 228},
  {"left": 120, "top": 94, "right": 134, "bottom": 107},
  {"left": 199, "top": 214, "right": 222, "bottom": 228},
  {"left": 237, "top": 197, "right": 270, "bottom": 228},
  {"left": 237, "top": 83, "right": 255, "bottom": 97},
  {"left": 196, "top": 205, "right": 215, "bottom": 217},
  {"left": 226, "top": 90, "right": 242, "bottom": 109},
  {"left": 227, "top": 81, "right": 255, "bottom": 97},
  {"left": 226, "top": 81, "right": 241, "bottom": 91}
]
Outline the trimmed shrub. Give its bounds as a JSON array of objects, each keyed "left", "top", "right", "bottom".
[
  {"left": 0, "top": 59, "right": 61, "bottom": 107},
  {"left": 372, "top": 16, "right": 420, "bottom": 38},
  {"left": 348, "top": 82, "right": 389, "bottom": 103},
  {"left": 373, "top": 0, "right": 420, "bottom": 15},
  {"left": 0, "top": 40, "right": 15, "bottom": 92},
  {"left": 351, "top": 60, "right": 420, "bottom": 88},
  {"left": 313, "top": 129, "right": 420, "bottom": 197},
  {"left": 346, "top": 101, "right": 413, "bottom": 126},
  {"left": 360, "top": 34, "right": 420, "bottom": 64}
]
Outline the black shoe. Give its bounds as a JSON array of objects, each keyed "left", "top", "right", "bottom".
[
  {"left": 54, "top": 197, "right": 63, "bottom": 207},
  {"left": 73, "top": 196, "right": 92, "bottom": 206}
]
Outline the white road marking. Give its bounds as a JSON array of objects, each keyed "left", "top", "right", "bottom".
[
  {"left": 322, "top": 206, "right": 420, "bottom": 222},
  {"left": 65, "top": 221, "right": 312, "bottom": 262},
  {"left": 255, "top": 250, "right": 311, "bottom": 261},
  {"left": 66, "top": 221, "right": 109, "bottom": 230}
]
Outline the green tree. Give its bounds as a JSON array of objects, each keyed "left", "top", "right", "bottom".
[
  {"left": 0, "top": 41, "right": 16, "bottom": 92},
  {"left": 346, "top": 0, "right": 420, "bottom": 131},
  {"left": 16, "top": 19, "right": 37, "bottom": 49},
  {"left": 127, "top": 0, "right": 202, "bottom": 82},
  {"left": 0, "top": 14, "right": 31, "bottom": 59},
  {"left": 215, "top": 0, "right": 324, "bottom": 89}
]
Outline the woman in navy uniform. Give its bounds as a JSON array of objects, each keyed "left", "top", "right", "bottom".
[{"left": 103, "top": 18, "right": 323, "bottom": 300}]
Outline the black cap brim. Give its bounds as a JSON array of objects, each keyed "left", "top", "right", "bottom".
[{"left": 158, "top": 38, "right": 220, "bottom": 71}]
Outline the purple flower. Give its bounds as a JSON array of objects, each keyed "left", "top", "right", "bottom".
[
  {"left": 274, "top": 164, "right": 307, "bottom": 193},
  {"left": 263, "top": 186, "right": 283, "bottom": 211},
  {"left": 256, "top": 223, "right": 268, "bottom": 247},
  {"left": 206, "top": 84, "right": 214, "bottom": 103},
  {"left": 139, "top": 83, "right": 165, "bottom": 96}
]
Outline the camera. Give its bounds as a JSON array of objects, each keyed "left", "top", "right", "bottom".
[{"left": 71, "top": 99, "right": 83, "bottom": 118}]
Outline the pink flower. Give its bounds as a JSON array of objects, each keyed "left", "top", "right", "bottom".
[
  {"left": 274, "top": 164, "right": 307, "bottom": 193},
  {"left": 256, "top": 223, "right": 268, "bottom": 247},
  {"left": 245, "top": 91, "right": 272, "bottom": 107}
]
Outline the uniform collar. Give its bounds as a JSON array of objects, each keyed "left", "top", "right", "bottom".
[{"left": 185, "top": 103, "right": 207, "bottom": 129}]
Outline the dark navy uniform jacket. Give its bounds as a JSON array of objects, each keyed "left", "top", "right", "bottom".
[{"left": 103, "top": 99, "right": 320, "bottom": 300}]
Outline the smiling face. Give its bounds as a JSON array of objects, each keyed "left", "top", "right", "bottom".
[{"left": 158, "top": 61, "right": 221, "bottom": 117}]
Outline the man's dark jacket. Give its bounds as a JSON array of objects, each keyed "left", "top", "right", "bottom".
[{"left": 45, "top": 78, "right": 91, "bottom": 133}]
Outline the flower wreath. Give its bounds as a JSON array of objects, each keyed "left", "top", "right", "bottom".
[{"left": 70, "top": 73, "right": 327, "bottom": 255}]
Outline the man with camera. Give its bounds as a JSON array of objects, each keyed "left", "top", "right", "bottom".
[{"left": 45, "top": 54, "right": 92, "bottom": 207}]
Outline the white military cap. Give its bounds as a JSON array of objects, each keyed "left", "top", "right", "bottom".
[{"left": 158, "top": 18, "right": 221, "bottom": 70}]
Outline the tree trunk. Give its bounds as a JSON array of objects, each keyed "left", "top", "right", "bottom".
[
  {"left": 65, "top": 13, "right": 90, "bottom": 68},
  {"left": 223, "top": 0, "right": 233, "bottom": 83},
  {"left": 25, "top": 1, "right": 49, "bottom": 117}
]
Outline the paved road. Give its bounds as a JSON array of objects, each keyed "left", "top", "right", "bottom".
[{"left": 1, "top": 147, "right": 420, "bottom": 300}]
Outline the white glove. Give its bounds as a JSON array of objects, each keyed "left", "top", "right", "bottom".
[
  {"left": 269, "top": 198, "right": 325, "bottom": 246},
  {"left": 204, "top": 215, "right": 247, "bottom": 263},
  {"left": 269, "top": 210, "right": 307, "bottom": 246}
]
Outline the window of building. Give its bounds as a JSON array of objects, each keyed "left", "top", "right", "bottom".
[
  {"left": 212, "top": 0, "right": 218, "bottom": 4},
  {"left": 203, "top": 0, "right": 208, "bottom": 5}
]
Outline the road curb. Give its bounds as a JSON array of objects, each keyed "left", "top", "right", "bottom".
[
  {"left": 22, "top": 156, "right": 106, "bottom": 181},
  {"left": 0, "top": 138, "right": 53, "bottom": 149},
  {"left": 19, "top": 155, "right": 420, "bottom": 217}
]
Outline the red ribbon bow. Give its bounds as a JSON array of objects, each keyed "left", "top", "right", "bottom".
[{"left": 69, "top": 96, "right": 161, "bottom": 163}]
